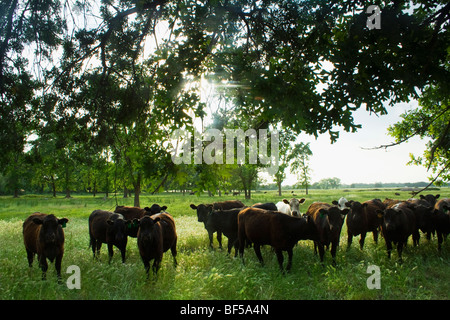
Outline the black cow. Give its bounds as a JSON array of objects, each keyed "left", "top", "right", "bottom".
[
  {"left": 23, "top": 213, "right": 68, "bottom": 280},
  {"left": 206, "top": 208, "right": 242, "bottom": 256},
  {"left": 346, "top": 199, "right": 384, "bottom": 250},
  {"left": 433, "top": 199, "right": 450, "bottom": 250},
  {"left": 135, "top": 216, "right": 164, "bottom": 279},
  {"left": 251, "top": 202, "right": 278, "bottom": 211},
  {"left": 88, "top": 210, "right": 130, "bottom": 263},
  {"left": 190, "top": 200, "right": 245, "bottom": 248},
  {"left": 378, "top": 202, "right": 418, "bottom": 262}
]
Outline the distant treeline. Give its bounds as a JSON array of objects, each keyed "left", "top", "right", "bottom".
[{"left": 259, "top": 181, "right": 447, "bottom": 190}]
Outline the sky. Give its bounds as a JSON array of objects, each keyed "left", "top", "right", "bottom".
[{"left": 282, "top": 101, "right": 431, "bottom": 185}]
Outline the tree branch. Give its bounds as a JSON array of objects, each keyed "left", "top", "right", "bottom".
[
  {"left": 411, "top": 160, "right": 450, "bottom": 197},
  {"left": 361, "top": 106, "right": 450, "bottom": 150}
]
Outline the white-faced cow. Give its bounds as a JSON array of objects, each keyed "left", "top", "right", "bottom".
[{"left": 275, "top": 198, "right": 306, "bottom": 217}]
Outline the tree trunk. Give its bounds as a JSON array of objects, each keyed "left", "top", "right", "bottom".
[
  {"left": 277, "top": 181, "right": 282, "bottom": 196},
  {"left": 133, "top": 173, "right": 141, "bottom": 207}
]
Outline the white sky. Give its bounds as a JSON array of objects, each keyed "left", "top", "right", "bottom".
[{"left": 283, "top": 101, "right": 431, "bottom": 185}]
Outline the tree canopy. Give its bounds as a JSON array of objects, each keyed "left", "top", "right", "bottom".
[{"left": 1, "top": 0, "right": 449, "bottom": 198}]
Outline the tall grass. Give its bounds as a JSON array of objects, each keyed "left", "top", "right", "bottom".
[{"left": 0, "top": 189, "right": 449, "bottom": 300}]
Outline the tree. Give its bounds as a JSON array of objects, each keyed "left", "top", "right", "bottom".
[
  {"left": 288, "top": 142, "right": 313, "bottom": 195},
  {"left": 2, "top": 1, "right": 449, "bottom": 196},
  {"left": 385, "top": 84, "right": 449, "bottom": 187}
]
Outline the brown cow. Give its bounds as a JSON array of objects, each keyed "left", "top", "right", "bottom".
[
  {"left": 238, "top": 207, "right": 318, "bottom": 272},
  {"left": 305, "top": 202, "right": 349, "bottom": 265},
  {"left": 346, "top": 199, "right": 385, "bottom": 250},
  {"left": 23, "top": 213, "right": 68, "bottom": 280}
]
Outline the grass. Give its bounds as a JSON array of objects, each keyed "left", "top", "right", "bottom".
[{"left": 0, "top": 188, "right": 449, "bottom": 300}]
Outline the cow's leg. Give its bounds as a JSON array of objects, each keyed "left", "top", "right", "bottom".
[
  {"left": 120, "top": 246, "right": 126, "bottom": 263},
  {"left": 359, "top": 232, "right": 366, "bottom": 250},
  {"left": 39, "top": 256, "right": 48, "bottom": 280},
  {"left": 286, "top": 248, "right": 294, "bottom": 272},
  {"left": 347, "top": 231, "right": 353, "bottom": 249},
  {"left": 318, "top": 243, "right": 325, "bottom": 264},
  {"left": 217, "top": 231, "right": 223, "bottom": 249},
  {"left": 330, "top": 241, "right": 338, "bottom": 266},
  {"left": 386, "top": 240, "right": 392, "bottom": 259},
  {"left": 208, "top": 231, "right": 214, "bottom": 249},
  {"left": 373, "top": 230, "right": 379, "bottom": 245},
  {"left": 26, "top": 250, "right": 34, "bottom": 267},
  {"left": 107, "top": 243, "right": 114, "bottom": 263},
  {"left": 143, "top": 259, "right": 150, "bottom": 279},
  {"left": 253, "top": 244, "right": 264, "bottom": 266},
  {"left": 55, "top": 254, "right": 63, "bottom": 282},
  {"left": 171, "top": 243, "right": 178, "bottom": 267},
  {"left": 275, "top": 249, "right": 284, "bottom": 272}
]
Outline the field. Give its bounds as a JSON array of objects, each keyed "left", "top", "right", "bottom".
[{"left": 0, "top": 188, "right": 449, "bottom": 300}]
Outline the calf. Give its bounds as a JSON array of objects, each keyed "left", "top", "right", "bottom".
[
  {"left": 238, "top": 207, "right": 318, "bottom": 272},
  {"left": 305, "top": 202, "right": 349, "bottom": 264},
  {"left": 206, "top": 208, "right": 241, "bottom": 256},
  {"left": 433, "top": 199, "right": 450, "bottom": 250},
  {"left": 23, "top": 213, "right": 68, "bottom": 280},
  {"left": 89, "top": 210, "right": 130, "bottom": 263},
  {"left": 346, "top": 199, "right": 384, "bottom": 250},
  {"left": 275, "top": 198, "right": 306, "bottom": 216},
  {"left": 135, "top": 216, "right": 163, "bottom": 279},
  {"left": 378, "top": 202, "right": 418, "bottom": 262},
  {"left": 190, "top": 200, "right": 245, "bottom": 248}
]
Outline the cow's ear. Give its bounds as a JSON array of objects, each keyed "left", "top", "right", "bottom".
[
  {"left": 341, "top": 208, "right": 350, "bottom": 216},
  {"left": 133, "top": 218, "right": 140, "bottom": 226},
  {"left": 376, "top": 209, "right": 384, "bottom": 218},
  {"left": 190, "top": 204, "right": 197, "bottom": 210},
  {"left": 282, "top": 199, "right": 289, "bottom": 204},
  {"left": 332, "top": 200, "right": 338, "bottom": 205},
  {"left": 299, "top": 198, "right": 306, "bottom": 204},
  {"left": 32, "top": 218, "right": 44, "bottom": 225},
  {"left": 435, "top": 194, "right": 440, "bottom": 199},
  {"left": 161, "top": 206, "right": 167, "bottom": 211},
  {"left": 58, "top": 218, "right": 68, "bottom": 228},
  {"left": 153, "top": 217, "right": 161, "bottom": 223},
  {"left": 362, "top": 203, "right": 369, "bottom": 208}
]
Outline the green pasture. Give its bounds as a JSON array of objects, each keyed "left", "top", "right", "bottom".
[{"left": 0, "top": 188, "right": 449, "bottom": 300}]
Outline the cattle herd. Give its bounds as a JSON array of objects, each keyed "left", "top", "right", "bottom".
[{"left": 22, "top": 194, "right": 449, "bottom": 281}]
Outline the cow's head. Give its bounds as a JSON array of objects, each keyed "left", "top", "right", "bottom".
[
  {"left": 190, "top": 203, "right": 213, "bottom": 222},
  {"left": 144, "top": 204, "right": 168, "bottom": 215},
  {"left": 33, "top": 214, "right": 68, "bottom": 244},
  {"left": 107, "top": 213, "right": 129, "bottom": 243},
  {"left": 134, "top": 216, "right": 161, "bottom": 240},
  {"left": 419, "top": 194, "right": 440, "bottom": 206},
  {"left": 282, "top": 198, "right": 306, "bottom": 217},
  {"left": 318, "top": 206, "right": 349, "bottom": 239}
]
